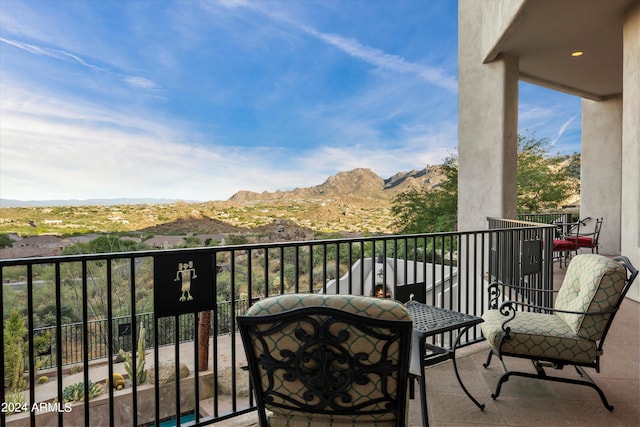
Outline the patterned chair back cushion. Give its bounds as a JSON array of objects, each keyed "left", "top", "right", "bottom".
[
  {"left": 555, "top": 254, "right": 628, "bottom": 340},
  {"left": 245, "top": 293, "right": 412, "bottom": 320},
  {"left": 240, "top": 294, "right": 412, "bottom": 426}
]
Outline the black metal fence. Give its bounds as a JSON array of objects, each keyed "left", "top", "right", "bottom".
[
  {"left": 517, "top": 212, "right": 572, "bottom": 225},
  {"left": 31, "top": 298, "right": 250, "bottom": 370},
  {"left": 1, "top": 221, "right": 554, "bottom": 427},
  {"left": 487, "top": 217, "right": 556, "bottom": 308}
]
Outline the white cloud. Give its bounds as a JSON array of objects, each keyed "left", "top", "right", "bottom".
[
  {"left": 0, "top": 37, "right": 160, "bottom": 92},
  {"left": 550, "top": 115, "right": 577, "bottom": 146},
  {"left": 0, "top": 84, "right": 338, "bottom": 201},
  {"left": 299, "top": 27, "right": 458, "bottom": 93},
  {"left": 0, "top": 77, "right": 457, "bottom": 202},
  {"left": 291, "top": 121, "right": 458, "bottom": 181},
  {"left": 206, "top": 1, "right": 458, "bottom": 93},
  {"left": 518, "top": 105, "right": 555, "bottom": 126},
  {"left": 123, "top": 76, "right": 159, "bottom": 90}
]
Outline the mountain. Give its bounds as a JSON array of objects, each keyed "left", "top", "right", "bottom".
[
  {"left": 139, "top": 214, "right": 248, "bottom": 235},
  {"left": 229, "top": 166, "right": 446, "bottom": 202},
  {"left": 0, "top": 166, "right": 446, "bottom": 208}
]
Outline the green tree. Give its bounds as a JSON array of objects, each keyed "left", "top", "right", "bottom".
[
  {"left": 391, "top": 155, "right": 458, "bottom": 233},
  {"left": 391, "top": 133, "right": 579, "bottom": 233},
  {"left": 225, "top": 234, "right": 248, "bottom": 245},
  {"left": 4, "top": 311, "right": 26, "bottom": 390},
  {"left": 517, "top": 134, "right": 579, "bottom": 213},
  {"left": 62, "top": 235, "right": 145, "bottom": 254},
  {"left": 0, "top": 233, "right": 13, "bottom": 249}
]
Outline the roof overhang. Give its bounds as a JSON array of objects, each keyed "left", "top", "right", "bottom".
[{"left": 484, "top": 0, "right": 637, "bottom": 101}]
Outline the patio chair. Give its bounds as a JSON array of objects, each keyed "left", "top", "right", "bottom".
[
  {"left": 566, "top": 217, "right": 603, "bottom": 253},
  {"left": 237, "top": 294, "right": 413, "bottom": 427},
  {"left": 481, "top": 254, "right": 637, "bottom": 411},
  {"left": 552, "top": 219, "right": 580, "bottom": 267}
]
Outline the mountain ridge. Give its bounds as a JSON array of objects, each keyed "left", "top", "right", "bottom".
[
  {"left": 0, "top": 165, "right": 445, "bottom": 208},
  {"left": 229, "top": 165, "right": 445, "bottom": 202}
]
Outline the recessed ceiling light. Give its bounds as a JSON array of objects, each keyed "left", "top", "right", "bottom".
[{"left": 571, "top": 51, "right": 584, "bottom": 57}]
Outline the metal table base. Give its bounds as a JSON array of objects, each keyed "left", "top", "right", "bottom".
[{"left": 405, "top": 300, "right": 485, "bottom": 427}]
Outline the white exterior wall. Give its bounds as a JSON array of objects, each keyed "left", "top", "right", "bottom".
[
  {"left": 622, "top": 3, "right": 640, "bottom": 301},
  {"left": 321, "top": 258, "right": 460, "bottom": 310},
  {"left": 458, "top": 0, "right": 522, "bottom": 231},
  {"left": 581, "top": 97, "right": 622, "bottom": 256}
]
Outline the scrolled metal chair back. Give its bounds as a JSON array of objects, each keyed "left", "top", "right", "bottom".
[{"left": 238, "top": 294, "right": 413, "bottom": 427}]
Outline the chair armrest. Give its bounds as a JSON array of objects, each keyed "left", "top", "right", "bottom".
[
  {"left": 567, "top": 232, "right": 595, "bottom": 237},
  {"left": 554, "top": 221, "right": 583, "bottom": 239},
  {"left": 487, "top": 281, "right": 557, "bottom": 309},
  {"left": 495, "top": 299, "right": 618, "bottom": 334}
]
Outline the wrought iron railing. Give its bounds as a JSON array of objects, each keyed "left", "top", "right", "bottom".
[
  {"left": 487, "top": 217, "right": 556, "bottom": 308},
  {"left": 32, "top": 299, "right": 250, "bottom": 370},
  {"left": 1, "top": 222, "right": 553, "bottom": 426},
  {"left": 517, "top": 212, "right": 572, "bottom": 225}
]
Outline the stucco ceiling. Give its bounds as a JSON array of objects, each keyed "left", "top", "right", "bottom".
[{"left": 485, "top": 0, "right": 637, "bottom": 100}]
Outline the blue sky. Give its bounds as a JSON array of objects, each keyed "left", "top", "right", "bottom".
[{"left": 0, "top": 0, "right": 581, "bottom": 202}]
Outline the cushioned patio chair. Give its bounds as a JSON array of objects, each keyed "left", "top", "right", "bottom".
[
  {"left": 237, "top": 294, "right": 413, "bottom": 427},
  {"left": 481, "top": 254, "right": 637, "bottom": 411},
  {"left": 566, "top": 217, "right": 603, "bottom": 254},
  {"left": 552, "top": 220, "right": 580, "bottom": 267}
]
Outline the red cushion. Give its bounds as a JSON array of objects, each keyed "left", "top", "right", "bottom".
[
  {"left": 553, "top": 239, "right": 576, "bottom": 251},
  {"left": 566, "top": 236, "right": 594, "bottom": 247}
]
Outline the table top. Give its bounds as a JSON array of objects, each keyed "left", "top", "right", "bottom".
[{"left": 405, "top": 300, "right": 483, "bottom": 337}]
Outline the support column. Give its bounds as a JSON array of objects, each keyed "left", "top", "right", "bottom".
[
  {"left": 581, "top": 97, "right": 622, "bottom": 256},
  {"left": 458, "top": 1, "right": 519, "bottom": 231},
  {"left": 622, "top": 3, "right": 640, "bottom": 301}
]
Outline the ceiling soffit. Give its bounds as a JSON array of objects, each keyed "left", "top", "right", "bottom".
[{"left": 484, "top": 0, "right": 637, "bottom": 100}]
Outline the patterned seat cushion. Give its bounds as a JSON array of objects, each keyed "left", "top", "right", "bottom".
[
  {"left": 244, "top": 294, "right": 411, "bottom": 426},
  {"left": 481, "top": 310, "right": 599, "bottom": 363}
]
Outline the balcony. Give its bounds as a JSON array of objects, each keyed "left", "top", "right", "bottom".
[
  {"left": 408, "top": 266, "right": 639, "bottom": 426},
  {"left": 1, "top": 219, "right": 637, "bottom": 426},
  {"left": 213, "top": 264, "right": 639, "bottom": 427}
]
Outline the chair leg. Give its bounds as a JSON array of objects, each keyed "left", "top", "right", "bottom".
[
  {"left": 409, "top": 372, "right": 429, "bottom": 427},
  {"left": 574, "top": 365, "right": 614, "bottom": 411},
  {"left": 483, "top": 349, "right": 494, "bottom": 368},
  {"left": 490, "top": 362, "right": 614, "bottom": 411},
  {"left": 409, "top": 374, "right": 415, "bottom": 399},
  {"left": 490, "top": 371, "right": 511, "bottom": 401}
]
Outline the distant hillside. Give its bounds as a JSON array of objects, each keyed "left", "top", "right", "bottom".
[
  {"left": 139, "top": 214, "right": 248, "bottom": 235},
  {"left": 0, "top": 198, "right": 198, "bottom": 208},
  {"left": 0, "top": 165, "right": 446, "bottom": 238},
  {"left": 1, "top": 167, "right": 445, "bottom": 207},
  {"left": 229, "top": 166, "right": 446, "bottom": 202}
]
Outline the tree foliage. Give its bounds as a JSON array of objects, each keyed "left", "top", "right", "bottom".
[
  {"left": 516, "top": 134, "right": 579, "bottom": 213},
  {"left": 4, "top": 311, "right": 26, "bottom": 389},
  {"left": 391, "top": 156, "right": 458, "bottom": 234},
  {"left": 0, "top": 234, "right": 13, "bottom": 249},
  {"left": 62, "top": 235, "right": 146, "bottom": 255},
  {"left": 391, "top": 133, "right": 579, "bottom": 233}
]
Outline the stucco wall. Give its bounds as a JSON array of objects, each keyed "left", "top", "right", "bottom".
[
  {"left": 622, "top": 2, "right": 640, "bottom": 301},
  {"left": 479, "top": 0, "right": 527, "bottom": 62},
  {"left": 581, "top": 97, "right": 622, "bottom": 256},
  {"left": 458, "top": 0, "right": 521, "bottom": 231}
]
